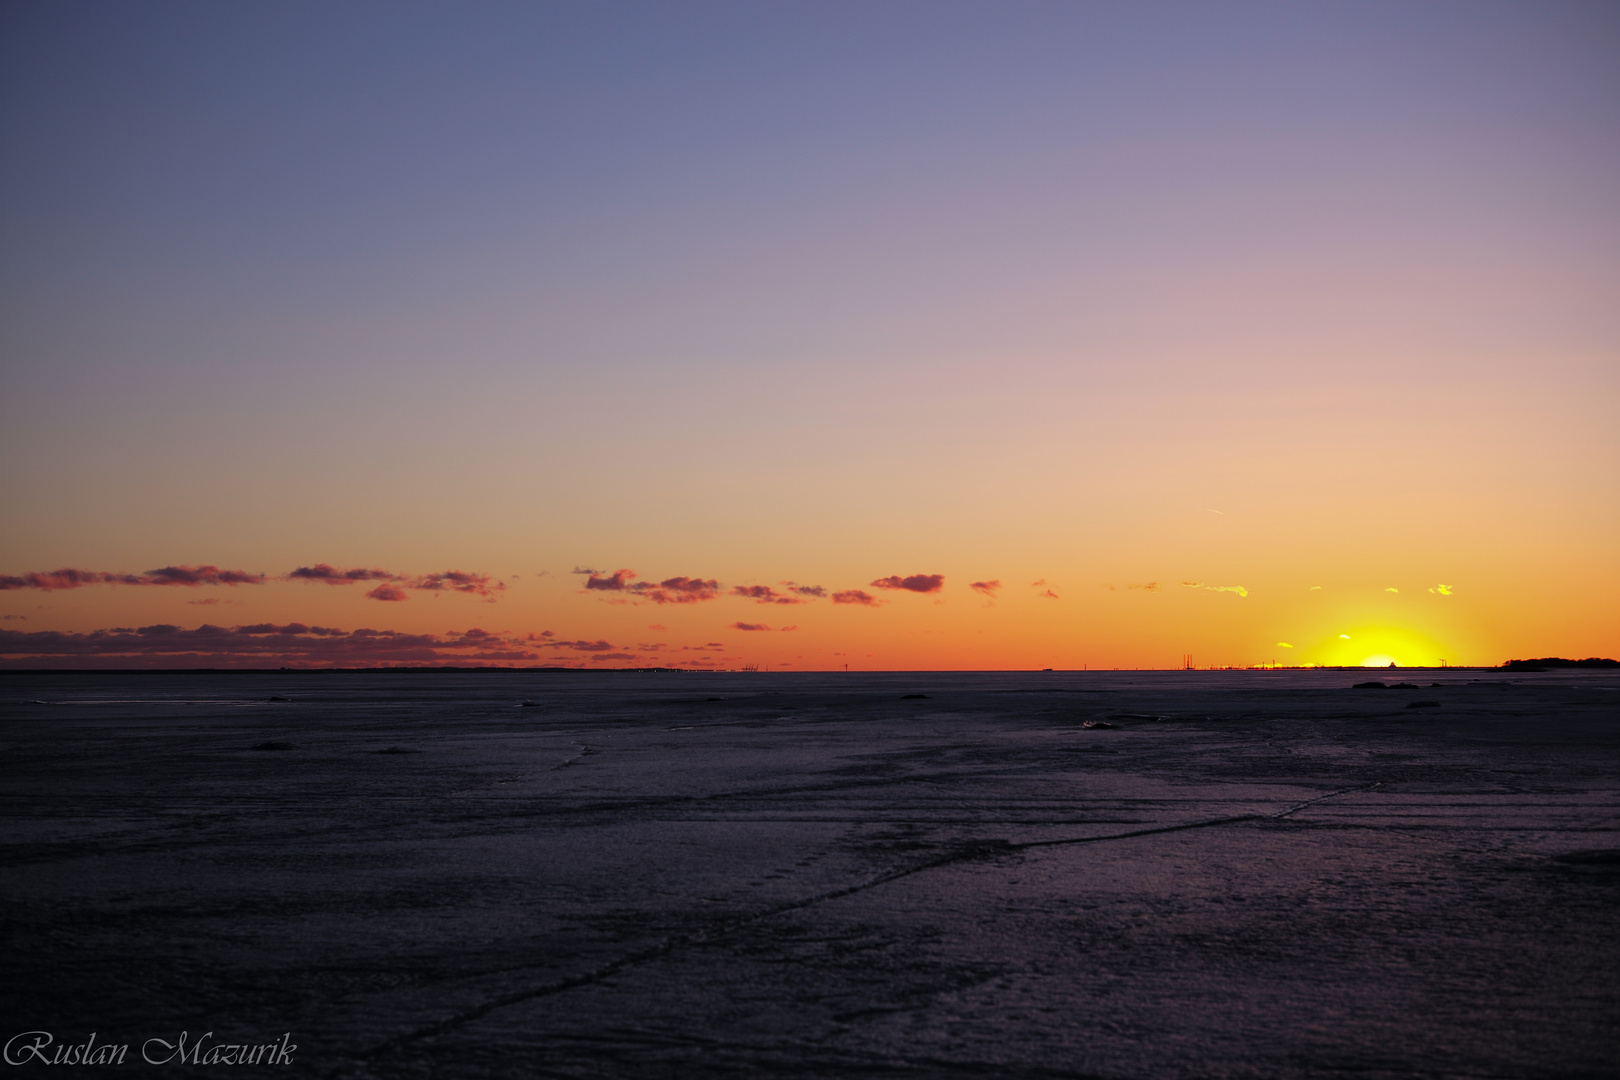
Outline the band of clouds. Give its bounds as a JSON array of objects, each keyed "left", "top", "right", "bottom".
[
  {"left": 0, "top": 623, "right": 730, "bottom": 668},
  {"left": 8, "top": 563, "right": 1364, "bottom": 614},
  {"left": 576, "top": 568, "right": 950, "bottom": 608},
  {"left": 0, "top": 564, "right": 506, "bottom": 600},
  {"left": 578, "top": 568, "right": 721, "bottom": 605},
  {"left": 289, "top": 564, "right": 505, "bottom": 599},
  {"left": 0, "top": 566, "right": 266, "bottom": 590}
]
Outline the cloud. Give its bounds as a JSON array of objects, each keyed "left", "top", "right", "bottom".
[
  {"left": 0, "top": 622, "right": 554, "bottom": 668},
  {"left": 831, "top": 589, "right": 879, "bottom": 606},
  {"left": 1, "top": 614, "right": 24, "bottom": 621},
  {"left": 0, "top": 566, "right": 267, "bottom": 591},
  {"left": 572, "top": 566, "right": 602, "bottom": 575},
  {"left": 782, "top": 582, "right": 826, "bottom": 598},
  {"left": 1180, "top": 581, "right": 1248, "bottom": 597},
  {"left": 584, "top": 569, "right": 719, "bottom": 604},
  {"left": 1030, "top": 579, "right": 1046, "bottom": 587},
  {"left": 1339, "top": 634, "right": 1351, "bottom": 639},
  {"left": 540, "top": 639, "right": 619, "bottom": 652},
  {"left": 870, "top": 573, "right": 944, "bottom": 593},
  {"left": 732, "top": 585, "right": 803, "bottom": 605},
  {"left": 146, "top": 566, "right": 267, "bottom": 586},
  {"left": 411, "top": 570, "right": 505, "bottom": 597},
  {"left": 1277, "top": 642, "right": 1294, "bottom": 648},
  {"left": 583, "top": 569, "right": 633, "bottom": 590},
  {"left": 2, "top": 563, "right": 506, "bottom": 599},
  {"left": 733, "top": 621, "right": 772, "bottom": 631},
  {"left": 631, "top": 576, "right": 720, "bottom": 604},
  {"left": 1385, "top": 586, "right": 1399, "bottom": 593},
  {"left": 647, "top": 624, "right": 667, "bottom": 632},
  {"left": 1310, "top": 585, "right": 1323, "bottom": 591},
  {"left": 367, "top": 584, "right": 409, "bottom": 602},
  {"left": 1128, "top": 582, "right": 1161, "bottom": 592},
  {"left": 1040, "top": 589, "right": 1059, "bottom": 599},
  {"left": 286, "top": 564, "right": 402, "bottom": 585},
  {"left": 1429, "top": 584, "right": 1453, "bottom": 596},
  {"left": 970, "top": 580, "right": 1001, "bottom": 597}
]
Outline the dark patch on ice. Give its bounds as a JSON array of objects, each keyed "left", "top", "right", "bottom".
[
  {"left": 248, "top": 741, "right": 295, "bottom": 751},
  {"left": 900, "top": 693, "right": 928, "bottom": 700},
  {"left": 1082, "top": 719, "right": 1116, "bottom": 729},
  {"left": 1354, "top": 681, "right": 1388, "bottom": 689},
  {"left": 1553, "top": 849, "right": 1620, "bottom": 866},
  {"left": 1404, "top": 700, "right": 1441, "bottom": 709},
  {"left": 372, "top": 746, "right": 421, "bottom": 755},
  {"left": 267, "top": 696, "right": 289, "bottom": 702}
]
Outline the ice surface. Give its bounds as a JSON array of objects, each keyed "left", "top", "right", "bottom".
[{"left": 2, "top": 670, "right": 1616, "bottom": 1077}]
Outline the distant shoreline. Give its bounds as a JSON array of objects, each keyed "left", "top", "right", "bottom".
[{"left": 4, "top": 664, "right": 1611, "bottom": 675}]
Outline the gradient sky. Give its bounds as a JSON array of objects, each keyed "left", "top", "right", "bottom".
[{"left": 2, "top": 1, "right": 1617, "bottom": 669}]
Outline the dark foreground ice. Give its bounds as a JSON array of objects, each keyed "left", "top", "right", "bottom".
[{"left": 2, "top": 670, "right": 1616, "bottom": 1078}]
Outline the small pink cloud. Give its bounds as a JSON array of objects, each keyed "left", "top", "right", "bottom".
[
  {"left": 584, "top": 569, "right": 635, "bottom": 591},
  {"left": 287, "top": 564, "right": 402, "bottom": 585},
  {"left": 732, "top": 585, "right": 804, "bottom": 605},
  {"left": 411, "top": 570, "right": 505, "bottom": 597},
  {"left": 733, "top": 621, "right": 772, "bottom": 631},
  {"left": 831, "top": 589, "right": 879, "bottom": 606},
  {"left": 630, "top": 576, "right": 720, "bottom": 604},
  {"left": 870, "top": 573, "right": 944, "bottom": 593},
  {"left": 970, "top": 580, "right": 1001, "bottom": 597},
  {"left": 367, "top": 584, "right": 409, "bottom": 601}
]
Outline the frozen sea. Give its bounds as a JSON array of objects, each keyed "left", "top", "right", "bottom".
[{"left": 2, "top": 669, "right": 1617, "bottom": 1078}]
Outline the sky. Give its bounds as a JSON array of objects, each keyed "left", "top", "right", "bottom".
[{"left": 2, "top": 1, "right": 1617, "bottom": 670}]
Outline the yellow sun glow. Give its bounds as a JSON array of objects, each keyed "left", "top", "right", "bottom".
[{"left": 1305, "top": 624, "right": 1453, "bottom": 668}]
